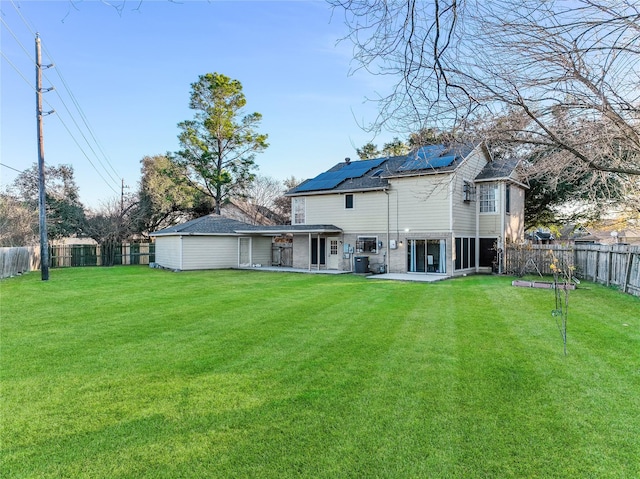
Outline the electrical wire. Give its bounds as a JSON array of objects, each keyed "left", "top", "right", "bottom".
[
  {"left": 0, "top": 16, "right": 35, "bottom": 63},
  {"left": 0, "top": 50, "right": 35, "bottom": 90},
  {"left": 0, "top": 162, "right": 25, "bottom": 174},
  {"left": 42, "top": 51, "right": 123, "bottom": 184},
  {"left": 5, "top": 0, "right": 124, "bottom": 195},
  {"left": 50, "top": 109, "right": 120, "bottom": 196}
]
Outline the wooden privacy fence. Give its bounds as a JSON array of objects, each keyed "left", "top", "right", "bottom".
[
  {"left": 505, "top": 243, "right": 640, "bottom": 296},
  {"left": 0, "top": 247, "right": 39, "bottom": 279},
  {"left": 271, "top": 243, "right": 293, "bottom": 267},
  {"left": 49, "top": 243, "right": 155, "bottom": 267}
]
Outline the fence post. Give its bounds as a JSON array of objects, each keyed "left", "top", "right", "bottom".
[{"left": 623, "top": 252, "right": 633, "bottom": 294}]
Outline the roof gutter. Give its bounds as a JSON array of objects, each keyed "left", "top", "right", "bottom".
[{"left": 285, "top": 185, "right": 388, "bottom": 197}]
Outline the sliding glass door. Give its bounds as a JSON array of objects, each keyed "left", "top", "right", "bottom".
[{"left": 407, "top": 239, "right": 446, "bottom": 273}]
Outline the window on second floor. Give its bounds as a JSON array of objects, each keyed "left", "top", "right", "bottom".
[
  {"left": 292, "top": 197, "right": 305, "bottom": 224},
  {"left": 479, "top": 184, "right": 498, "bottom": 213},
  {"left": 505, "top": 184, "right": 511, "bottom": 214},
  {"left": 345, "top": 194, "right": 354, "bottom": 209}
]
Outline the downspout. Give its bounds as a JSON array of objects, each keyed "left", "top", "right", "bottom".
[
  {"left": 475, "top": 186, "right": 480, "bottom": 272},
  {"left": 179, "top": 235, "right": 183, "bottom": 271},
  {"left": 385, "top": 188, "right": 390, "bottom": 273},
  {"left": 499, "top": 182, "right": 505, "bottom": 274},
  {"left": 449, "top": 177, "right": 454, "bottom": 274},
  {"left": 308, "top": 233, "right": 312, "bottom": 271}
]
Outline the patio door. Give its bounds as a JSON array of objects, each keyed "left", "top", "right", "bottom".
[
  {"left": 311, "top": 238, "right": 326, "bottom": 265},
  {"left": 238, "top": 237, "right": 251, "bottom": 267},
  {"left": 408, "top": 239, "right": 446, "bottom": 273},
  {"left": 408, "top": 240, "right": 426, "bottom": 272}
]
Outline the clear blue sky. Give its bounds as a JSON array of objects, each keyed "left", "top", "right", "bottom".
[{"left": 1, "top": 0, "right": 397, "bottom": 208}]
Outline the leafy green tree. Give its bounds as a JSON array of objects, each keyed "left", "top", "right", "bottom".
[
  {"left": 170, "top": 73, "right": 268, "bottom": 214},
  {"left": 134, "top": 155, "right": 213, "bottom": 235},
  {"left": 382, "top": 137, "right": 408, "bottom": 156},
  {"left": 8, "top": 163, "right": 86, "bottom": 239},
  {"left": 356, "top": 142, "right": 380, "bottom": 160}
]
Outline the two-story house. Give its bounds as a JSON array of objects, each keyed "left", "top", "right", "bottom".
[
  {"left": 284, "top": 143, "right": 526, "bottom": 276},
  {"left": 151, "top": 143, "right": 525, "bottom": 276}
]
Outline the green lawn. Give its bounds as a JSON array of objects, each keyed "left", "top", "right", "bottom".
[{"left": 1, "top": 267, "right": 639, "bottom": 478}]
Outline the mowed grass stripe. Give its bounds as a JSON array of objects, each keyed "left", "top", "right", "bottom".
[{"left": 1, "top": 267, "right": 638, "bottom": 478}]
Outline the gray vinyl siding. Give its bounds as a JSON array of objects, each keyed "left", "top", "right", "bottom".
[
  {"left": 155, "top": 236, "right": 182, "bottom": 270},
  {"left": 479, "top": 191, "right": 502, "bottom": 237},
  {"left": 390, "top": 176, "right": 450, "bottom": 232},
  {"left": 506, "top": 185, "right": 526, "bottom": 242},
  {"left": 304, "top": 191, "right": 388, "bottom": 232},
  {"left": 452, "top": 147, "right": 487, "bottom": 236},
  {"left": 181, "top": 236, "right": 239, "bottom": 270}
]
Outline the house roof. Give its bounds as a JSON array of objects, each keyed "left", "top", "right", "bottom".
[
  {"left": 287, "top": 143, "right": 477, "bottom": 196},
  {"left": 235, "top": 225, "right": 343, "bottom": 235},
  {"left": 150, "top": 214, "right": 342, "bottom": 237},
  {"left": 150, "top": 214, "right": 256, "bottom": 236},
  {"left": 474, "top": 157, "right": 521, "bottom": 182}
]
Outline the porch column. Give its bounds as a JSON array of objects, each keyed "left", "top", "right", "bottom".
[
  {"left": 317, "top": 234, "right": 321, "bottom": 271},
  {"left": 308, "top": 233, "right": 312, "bottom": 271}
]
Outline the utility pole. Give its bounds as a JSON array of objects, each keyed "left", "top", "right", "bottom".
[
  {"left": 120, "top": 178, "right": 129, "bottom": 214},
  {"left": 35, "top": 33, "right": 54, "bottom": 281}
]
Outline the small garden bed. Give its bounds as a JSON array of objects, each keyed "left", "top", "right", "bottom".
[{"left": 512, "top": 279, "right": 576, "bottom": 290}]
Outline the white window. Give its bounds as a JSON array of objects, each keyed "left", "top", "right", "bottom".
[
  {"left": 292, "top": 197, "right": 305, "bottom": 225},
  {"left": 479, "top": 184, "right": 498, "bottom": 213},
  {"left": 356, "top": 236, "right": 378, "bottom": 253},
  {"left": 345, "top": 194, "right": 354, "bottom": 209},
  {"left": 330, "top": 240, "right": 338, "bottom": 255}
]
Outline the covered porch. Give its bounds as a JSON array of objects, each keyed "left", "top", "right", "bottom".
[{"left": 235, "top": 224, "right": 343, "bottom": 272}]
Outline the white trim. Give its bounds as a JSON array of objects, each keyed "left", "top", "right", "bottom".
[
  {"left": 238, "top": 237, "right": 252, "bottom": 267},
  {"left": 344, "top": 193, "right": 354, "bottom": 210},
  {"left": 292, "top": 197, "right": 306, "bottom": 225},
  {"left": 356, "top": 235, "right": 379, "bottom": 254}
]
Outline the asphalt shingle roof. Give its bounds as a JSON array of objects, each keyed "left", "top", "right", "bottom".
[
  {"left": 474, "top": 157, "right": 520, "bottom": 181},
  {"left": 151, "top": 214, "right": 342, "bottom": 236},
  {"left": 287, "top": 144, "right": 476, "bottom": 195},
  {"left": 151, "top": 215, "right": 256, "bottom": 235}
]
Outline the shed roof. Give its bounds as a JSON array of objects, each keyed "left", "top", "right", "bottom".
[
  {"left": 150, "top": 214, "right": 342, "bottom": 237},
  {"left": 150, "top": 215, "right": 255, "bottom": 236}
]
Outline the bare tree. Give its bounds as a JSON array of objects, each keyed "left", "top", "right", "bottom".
[
  {"left": 0, "top": 194, "right": 38, "bottom": 247},
  {"left": 331, "top": 0, "right": 640, "bottom": 210}
]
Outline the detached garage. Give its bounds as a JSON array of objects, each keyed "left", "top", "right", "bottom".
[{"left": 150, "top": 214, "right": 272, "bottom": 271}]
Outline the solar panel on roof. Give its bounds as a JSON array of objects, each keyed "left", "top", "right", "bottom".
[
  {"left": 295, "top": 157, "right": 388, "bottom": 192},
  {"left": 398, "top": 155, "right": 457, "bottom": 171}
]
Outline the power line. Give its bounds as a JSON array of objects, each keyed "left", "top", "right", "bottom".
[
  {"left": 52, "top": 111, "right": 120, "bottom": 196},
  {"left": 0, "top": 162, "right": 25, "bottom": 174},
  {"left": 43, "top": 76, "right": 122, "bottom": 187},
  {"left": 5, "top": 1, "right": 124, "bottom": 196},
  {"left": 0, "top": 50, "right": 35, "bottom": 90},
  {"left": 9, "top": 0, "right": 37, "bottom": 37},
  {"left": 43, "top": 63, "right": 122, "bottom": 185},
  {"left": 0, "top": 15, "right": 35, "bottom": 63}
]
